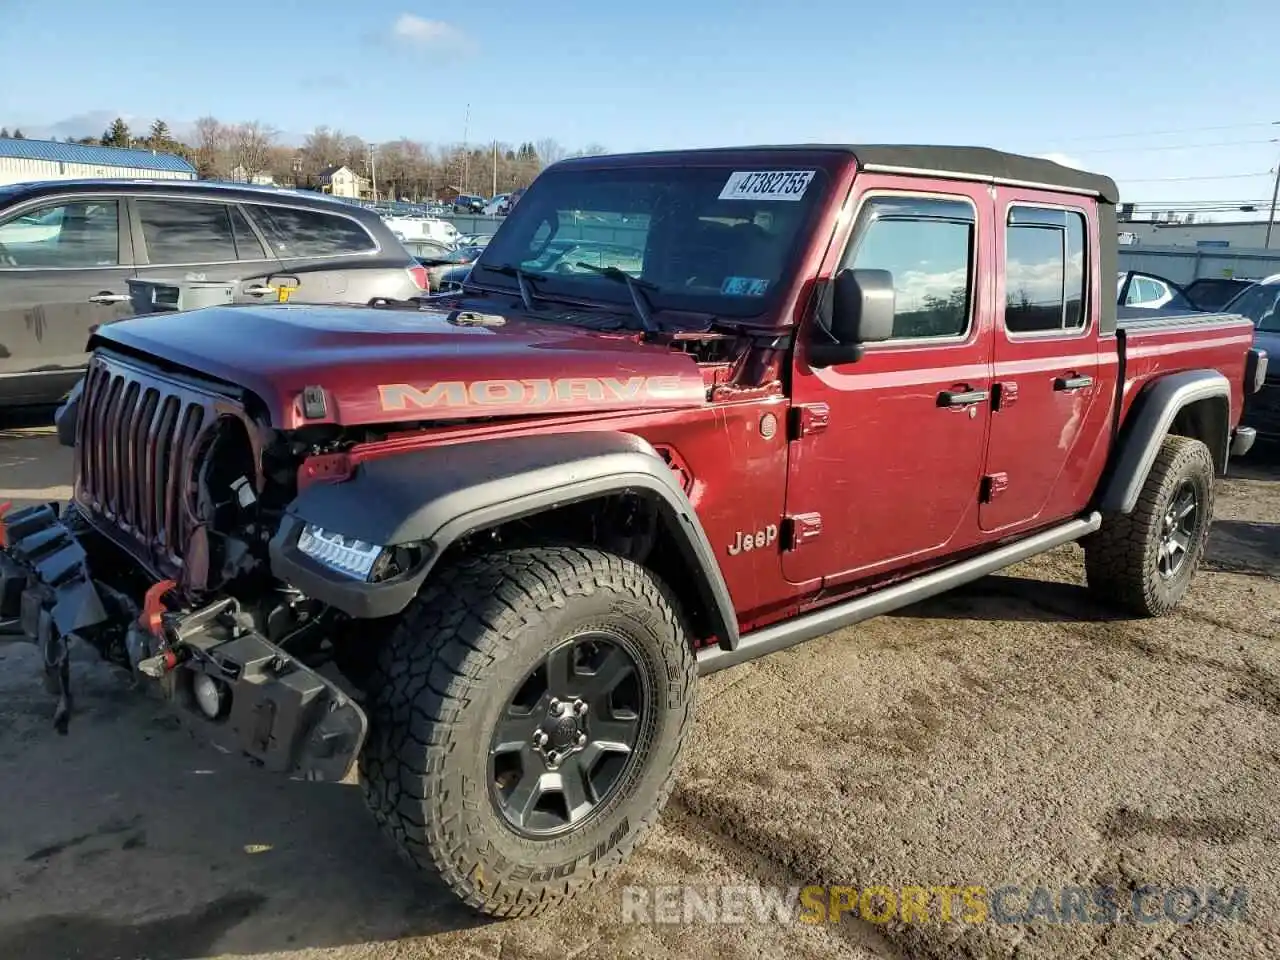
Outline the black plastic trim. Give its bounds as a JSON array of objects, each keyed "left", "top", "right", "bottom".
[
  {"left": 1098, "top": 370, "right": 1231, "bottom": 514},
  {"left": 271, "top": 432, "right": 740, "bottom": 644},
  {"left": 698, "top": 512, "right": 1102, "bottom": 674}
]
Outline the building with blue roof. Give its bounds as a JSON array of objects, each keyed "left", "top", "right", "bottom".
[{"left": 0, "top": 137, "right": 197, "bottom": 186}]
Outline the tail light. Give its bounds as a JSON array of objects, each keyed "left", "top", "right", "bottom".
[{"left": 407, "top": 264, "right": 429, "bottom": 291}]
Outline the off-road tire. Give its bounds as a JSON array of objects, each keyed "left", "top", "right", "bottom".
[
  {"left": 358, "top": 546, "right": 697, "bottom": 918},
  {"left": 1083, "top": 434, "right": 1215, "bottom": 616}
]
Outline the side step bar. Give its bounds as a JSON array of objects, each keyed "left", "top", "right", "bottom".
[{"left": 697, "top": 511, "right": 1102, "bottom": 675}]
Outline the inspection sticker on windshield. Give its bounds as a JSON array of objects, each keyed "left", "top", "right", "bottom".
[
  {"left": 719, "top": 170, "right": 816, "bottom": 201},
  {"left": 722, "top": 277, "right": 770, "bottom": 296}
]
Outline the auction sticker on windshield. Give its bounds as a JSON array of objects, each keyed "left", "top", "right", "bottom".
[{"left": 719, "top": 170, "right": 816, "bottom": 201}]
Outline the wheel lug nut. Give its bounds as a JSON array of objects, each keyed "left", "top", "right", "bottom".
[
  {"left": 533, "top": 729, "right": 547, "bottom": 747},
  {"left": 575, "top": 700, "right": 588, "bottom": 716},
  {"left": 577, "top": 732, "right": 587, "bottom": 745},
  {"left": 549, "top": 698, "right": 561, "bottom": 712}
]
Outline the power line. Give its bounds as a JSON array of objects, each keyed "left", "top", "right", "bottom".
[
  {"left": 1117, "top": 172, "right": 1272, "bottom": 183},
  {"left": 1047, "top": 120, "right": 1279, "bottom": 144},
  {"left": 1069, "top": 138, "right": 1278, "bottom": 156}
]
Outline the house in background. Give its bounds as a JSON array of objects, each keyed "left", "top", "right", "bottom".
[
  {"left": 316, "top": 165, "right": 371, "bottom": 199},
  {"left": 229, "top": 165, "right": 276, "bottom": 186},
  {"left": 0, "top": 137, "right": 196, "bottom": 186}
]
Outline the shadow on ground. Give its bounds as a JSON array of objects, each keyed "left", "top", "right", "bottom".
[{"left": 1204, "top": 519, "right": 1280, "bottom": 578}]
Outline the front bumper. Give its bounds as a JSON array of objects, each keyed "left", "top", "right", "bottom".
[{"left": 1, "top": 502, "right": 366, "bottom": 781}]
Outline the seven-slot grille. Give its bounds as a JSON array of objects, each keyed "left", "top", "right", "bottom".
[{"left": 74, "top": 355, "right": 220, "bottom": 575}]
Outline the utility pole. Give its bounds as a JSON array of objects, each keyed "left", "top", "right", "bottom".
[
  {"left": 368, "top": 143, "right": 379, "bottom": 203},
  {"left": 1267, "top": 152, "right": 1280, "bottom": 250},
  {"left": 492, "top": 140, "right": 498, "bottom": 198},
  {"left": 461, "top": 103, "right": 470, "bottom": 196}
]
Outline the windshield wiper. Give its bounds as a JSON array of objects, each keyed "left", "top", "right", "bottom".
[
  {"left": 481, "top": 262, "right": 542, "bottom": 312},
  {"left": 573, "top": 262, "right": 659, "bottom": 334}
]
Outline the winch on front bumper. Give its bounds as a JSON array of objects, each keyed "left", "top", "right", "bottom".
[{"left": 0, "top": 501, "right": 366, "bottom": 782}]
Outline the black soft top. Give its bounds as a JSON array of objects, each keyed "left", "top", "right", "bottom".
[{"left": 558, "top": 144, "right": 1119, "bottom": 206}]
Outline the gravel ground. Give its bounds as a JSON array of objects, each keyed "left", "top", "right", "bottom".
[{"left": 1, "top": 413, "right": 1277, "bottom": 960}]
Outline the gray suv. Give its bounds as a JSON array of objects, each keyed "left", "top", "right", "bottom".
[{"left": 0, "top": 179, "right": 428, "bottom": 407}]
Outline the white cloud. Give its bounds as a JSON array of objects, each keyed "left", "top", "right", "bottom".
[
  {"left": 1036, "top": 152, "right": 1087, "bottom": 171},
  {"left": 391, "top": 13, "right": 461, "bottom": 47}
]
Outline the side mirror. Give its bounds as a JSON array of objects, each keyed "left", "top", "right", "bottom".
[{"left": 809, "top": 268, "right": 896, "bottom": 367}]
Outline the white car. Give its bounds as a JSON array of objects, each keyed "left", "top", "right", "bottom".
[
  {"left": 1118, "top": 271, "right": 1176, "bottom": 309},
  {"left": 482, "top": 195, "right": 510, "bottom": 217},
  {"left": 383, "top": 215, "right": 458, "bottom": 247}
]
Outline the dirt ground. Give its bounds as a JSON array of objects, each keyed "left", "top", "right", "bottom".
[{"left": 1, "top": 411, "right": 1277, "bottom": 960}]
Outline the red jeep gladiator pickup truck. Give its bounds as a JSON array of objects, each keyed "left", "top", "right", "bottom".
[{"left": 0, "top": 145, "right": 1268, "bottom": 917}]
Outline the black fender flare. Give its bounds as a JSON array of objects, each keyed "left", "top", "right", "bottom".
[
  {"left": 1097, "top": 369, "right": 1231, "bottom": 514},
  {"left": 268, "top": 431, "right": 740, "bottom": 645}
]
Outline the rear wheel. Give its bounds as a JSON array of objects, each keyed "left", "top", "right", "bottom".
[
  {"left": 1084, "top": 434, "right": 1215, "bottom": 616},
  {"left": 358, "top": 546, "right": 696, "bottom": 917}
]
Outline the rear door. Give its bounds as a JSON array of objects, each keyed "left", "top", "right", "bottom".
[
  {"left": 0, "top": 194, "right": 136, "bottom": 393},
  {"left": 783, "top": 176, "right": 996, "bottom": 587},
  {"left": 129, "top": 197, "right": 285, "bottom": 302},
  {"left": 979, "top": 192, "right": 1105, "bottom": 532}
]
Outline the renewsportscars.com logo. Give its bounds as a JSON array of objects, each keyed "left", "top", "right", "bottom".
[{"left": 620, "top": 883, "right": 1250, "bottom": 926}]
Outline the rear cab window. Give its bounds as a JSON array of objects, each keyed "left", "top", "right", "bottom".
[{"left": 249, "top": 205, "right": 377, "bottom": 259}]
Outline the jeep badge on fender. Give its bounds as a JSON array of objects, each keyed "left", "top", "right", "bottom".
[{"left": 729, "top": 524, "right": 779, "bottom": 555}]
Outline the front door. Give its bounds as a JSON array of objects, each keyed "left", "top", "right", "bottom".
[
  {"left": 0, "top": 196, "right": 136, "bottom": 396},
  {"left": 980, "top": 193, "right": 1104, "bottom": 532},
  {"left": 783, "top": 178, "right": 995, "bottom": 587}
]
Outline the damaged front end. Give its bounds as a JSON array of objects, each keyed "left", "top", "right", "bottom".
[{"left": 0, "top": 501, "right": 365, "bottom": 780}]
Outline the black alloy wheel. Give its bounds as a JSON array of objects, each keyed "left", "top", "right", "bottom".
[
  {"left": 489, "top": 631, "right": 648, "bottom": 838},
  {"left": 1156, "top": 478, "right": 1199, "bottom": 579}
]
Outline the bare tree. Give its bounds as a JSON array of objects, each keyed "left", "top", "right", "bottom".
[
  {"left": 535, "top": 138, "right": 567, "bottom": 166},
  {"left": 229, "top": 121, "right": 277, "bottom": 181},
  {"left": 193, "top": 116, "right": 228, "bottom": 179}
]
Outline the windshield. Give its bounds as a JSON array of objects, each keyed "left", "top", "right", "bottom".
[
  {"left": 1225, "top": 283, "right": 1280, "bottom": 331},
  {"left": 471, "top": 164, "right": 830, "bottom": 320}
]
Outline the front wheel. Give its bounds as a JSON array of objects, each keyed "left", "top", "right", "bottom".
[
  {"left": 1084, "top": 434, "right": 1216, "bottom": 616},
  {"left": 359, "top": 546, "right": 696, "bottom": 917}
]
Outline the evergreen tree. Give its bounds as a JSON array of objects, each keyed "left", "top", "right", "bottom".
[
  {"left": 11, "top": 129, "right": 24, "bottom": 139},
  {"left": 101, "top": 118, "right": 131, "bottom": 147},
  {"left": 149, "top": 119, "right": 172, "bottom": 148},
  {"left": 0, "top": 128, "right": 9, "bottom": 138}
]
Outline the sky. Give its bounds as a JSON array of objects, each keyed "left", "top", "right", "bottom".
[{"left": 1, "top": 0, "right": 1277, "bottom": 216}]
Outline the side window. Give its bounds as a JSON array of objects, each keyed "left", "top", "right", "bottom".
[
  {"left": 135, "top": 200, "right": 238, "bottom": 264},
  {"left": 1004, "top": 206, "right": 1088, "bottom": 333},
  {"left": 0, "top": 199, "right": 120, "bottom": 268},
  {"left": 841, "top": 196, "right": 975, "bottom": 340},
  {"left": 229, "top": 206, "right": 269, "bottom": 261},
  {"left": 251, "top": 206, "right": 376, "bottom": 258}
]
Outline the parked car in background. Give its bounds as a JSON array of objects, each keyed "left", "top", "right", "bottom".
[
  {"left": 1184, "top": 276, "right": 1258, "bottom": 312},
  {"left": 0, "top": 179, "right": 427, "bottom": 406},
  {"left": 482, "top": 194, "right": 510, "bottom": 216},
  {"left": 414, "top": 243, "right": 486, "bottom": 290},
  {"left": 1116, "top": 270, "right": 1186, "bottom": 309},
  {"left": 452, "top": 233, "right": 494, "bottom": 249},
  {"left": 383, "top": 213, "right": 458, "bottom": 247},
  {"left": 1222, "top": 274, "right": 1280, "bottom": 443},
  {"left": 453, "top": 194, "right": 485, "bottom": 214},
  {"left": 498, "top": 187, "right": 525, "bottom": 215}
]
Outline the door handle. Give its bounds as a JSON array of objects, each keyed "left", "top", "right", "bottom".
[
  {"left": 938, "top": 388, "right": 989, "bottom": 408},
  {"left": 242, "top": 284, "right": 275, "bottom": 296},
  {"left": 88, "top": 293, "right": 131, "bottom": 304},
  {"left": 1053, "top": 374, "right": 1094, "bottom": 391}
]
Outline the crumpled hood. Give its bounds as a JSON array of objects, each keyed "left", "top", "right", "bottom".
[{"left": 93, "top": 303, "right": 708, "bottom": 428}]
